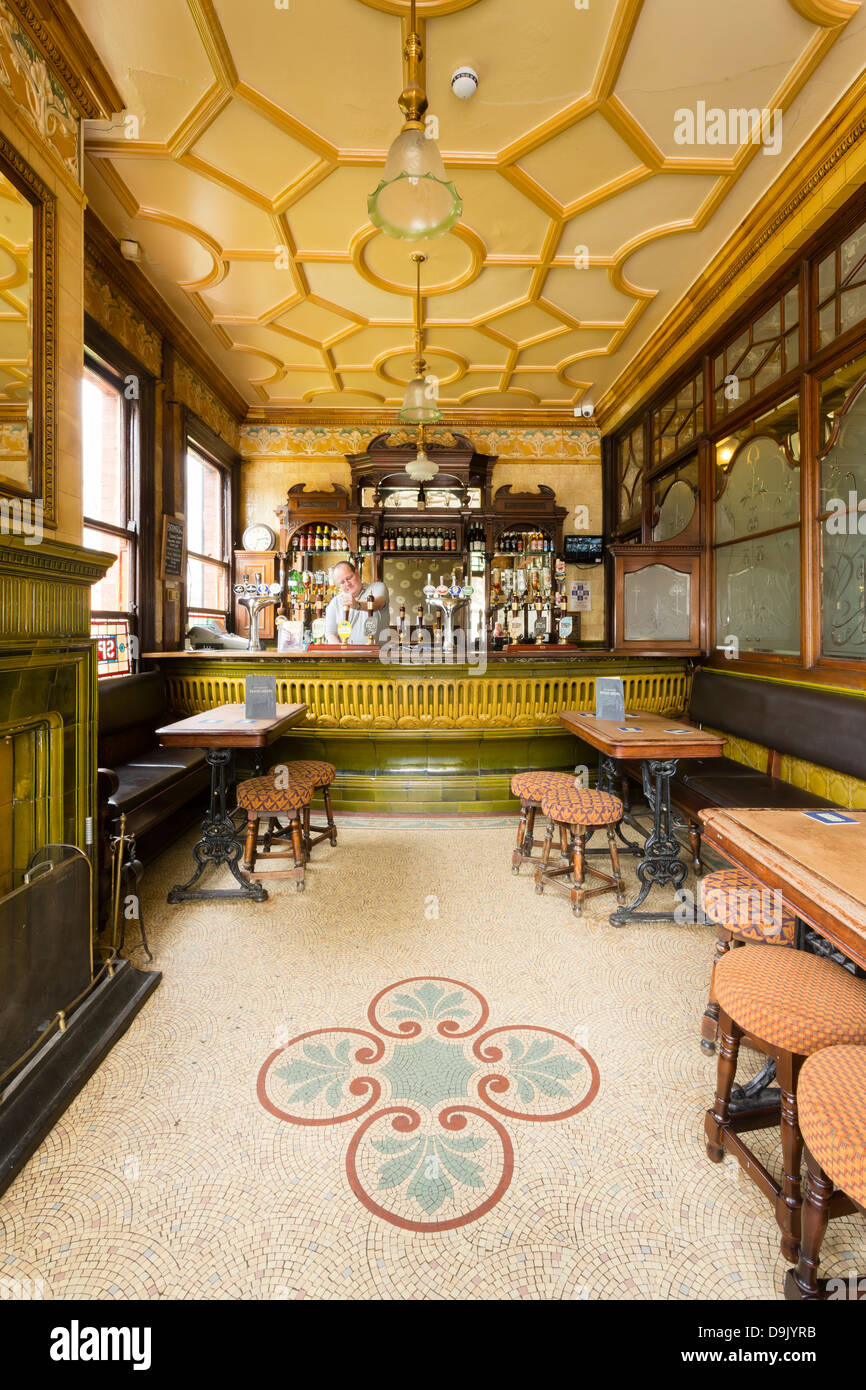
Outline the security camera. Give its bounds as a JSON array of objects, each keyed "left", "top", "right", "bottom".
[
  {"left": 451, "top": 67, "right": 478, "bottom": 99},
  {"left": 581, "top": 404, "right": 594, "bottom": 418}
]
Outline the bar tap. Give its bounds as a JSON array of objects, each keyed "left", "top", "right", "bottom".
[
  {"left": 423, "top": 571, "right": 471, "bottom": 654},
  {"left": 234, "top": 581, "right": 282, "bottom": 651}
]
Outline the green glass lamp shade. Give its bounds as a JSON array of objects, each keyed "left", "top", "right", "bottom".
[
  {"left": 368, "top": 127, "right": 462, "bottom": 240},
  {"left": 398, "top": 374, "right": 443, "bottom": 423}
]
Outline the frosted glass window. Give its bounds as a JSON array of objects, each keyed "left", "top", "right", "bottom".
[
  {"left": 715, "top": 534, "right": 800, "bottom": 655},
  {"left": 715, "top": 437, "right": 799, "bottom": 544},
  {"left": 653, "top": 480, "right": 696, "bottom": 541},
  {"left": 624, "top": 565, "right": 691, "bottom": 642},
  {"left": 820, "top": 372, "right": 866, "bottom": 658}
]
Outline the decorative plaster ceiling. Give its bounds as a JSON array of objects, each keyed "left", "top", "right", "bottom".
[{"left": 73, "top": 0, "right": 866, "bottom": 415}]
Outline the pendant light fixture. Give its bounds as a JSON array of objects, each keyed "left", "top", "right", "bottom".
[
  {"left": 405, "top": 423, "right": 438, "bottom": 484},
  {"left": 367, "top": 0, "right": 461, "bottom": 241},
  {"left": 399, "top": 253, "right": 442, "bottom": 426}
]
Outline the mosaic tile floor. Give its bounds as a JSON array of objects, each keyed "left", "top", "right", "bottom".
[{"left": 2, "top": 823, "right": 865, "bottom": 1300}]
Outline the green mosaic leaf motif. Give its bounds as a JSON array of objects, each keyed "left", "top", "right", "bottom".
[
  {"left": 388, "top": 982, "right": 472, "bottom": 1022},
  {"left": 276, "top": 1037, "right": 352, "bottom": 1108},
  {"left": 505, "top": 1034, "right": 583, "bottom": 1104},
  {"left": 371, "top": 1131, "right": 488, "bottom": 1215}
]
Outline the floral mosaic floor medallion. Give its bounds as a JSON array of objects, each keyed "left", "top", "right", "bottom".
[{"left": 257, "top": 977, "right": 600, "bottom": 1231}]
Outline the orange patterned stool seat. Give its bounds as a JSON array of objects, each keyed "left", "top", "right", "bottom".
[
  {"left": 535, "top": 784, "right": 625, "bottom": 916},
  {"left": 236, "top": 775, "right": 312, "bottom": 814},
  {"left": 509, "top": 771, "right": 574, "bottom": 872},
  {"left": 785, "top": 1045, "right": 866, "bottom": 1300},
  {"left": 279, "top": 759, "right": 338, "bottom": 855},
  {"left": 236, "top": 773, "right": 313, "bottom": 892},
  {"left": 713, "top": 944, "right": 866, "bottom": 1056},
  {"left": 699, "top": 867, "right": 797, "bottom": 1055},
  {"left": 700, "top": 867, "right": 797, "bottom": 942},
  {"left": 540, "top": 784, "right": 623, "bottom": 828},
  {"left": 706, "top": 944, "right": 866, "bottom": 1264},
  {"left": 284, "top": 759, "right": 336, "bottom": 787}
]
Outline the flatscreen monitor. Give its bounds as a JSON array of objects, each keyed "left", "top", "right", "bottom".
[{"left": 563, "top": 534, "right": 604, "bottom": 565}]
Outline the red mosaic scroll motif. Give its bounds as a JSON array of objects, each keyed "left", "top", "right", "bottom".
[
  {"left": 368, "top": 976, "right": 489, "bottom": 1039},
  {"left": 345, "top": 1105, "right": 514, "bottom": 1233},
  {"left": 473, "top": 1027, "right": 601, "bottom": 1122},
  {"left": 257, "top": 1028, "right": 385, "bottom": 1126}
]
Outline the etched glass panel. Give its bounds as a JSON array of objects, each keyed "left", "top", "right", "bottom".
[
  {"left": 715, "top": 534, "right": 800, "bottom": 655},
  {"left": 715, "top": 437, "right": 800, "bottom": 544},
  {"left": 653, "top": 479, "right": 696, "bottom": 541},
  {"left": 822, "top": 525, "right": 866, "bottom": 658},
  {"left": 624, "top": 564, "right": 691, "bottom": 642},
  {"left": 820, "top": 372, "right": 866, "bottom": 658}
]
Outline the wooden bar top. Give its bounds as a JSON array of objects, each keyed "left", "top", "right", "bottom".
[
  {"left": 157, "top": 702, "right": 308, "bottom": 748},
  {"left": 559, "top": 710, "right": 725, "bottom": 760},
  {"left": 700, "top": 807, "right": 866, "bottom": 970}
]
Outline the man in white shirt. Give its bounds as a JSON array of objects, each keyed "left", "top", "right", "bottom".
[{"left": 325, "top": 560, "right": 390, "bottom": 644}]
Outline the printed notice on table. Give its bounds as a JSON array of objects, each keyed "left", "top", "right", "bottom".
[{"left": 245, "top": 675, "right": 277, "bottom": 721}]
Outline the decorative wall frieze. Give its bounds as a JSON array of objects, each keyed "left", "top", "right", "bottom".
[
  {"left": 84, "top": 260, "right": 163, "bottom": 377},
  {"left": 0, "top": 0, "right": 78, "bottom": 180},
  {"left": 173, "top": 355, "right": 241, "bottom": 451},
  {"left": 240, "top": 423, "right": 601, "bottom": 463}
]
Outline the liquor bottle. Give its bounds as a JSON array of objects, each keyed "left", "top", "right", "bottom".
[
  {"left": 396, "top": 527, "right": 404, "bottom": 550},
  {"left": 435, "top": 527, "right": 442, "bottom": 550}
]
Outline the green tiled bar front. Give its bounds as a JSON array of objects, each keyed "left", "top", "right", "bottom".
[{"left": 158, "top": 655, "right": 689, "bottom": 814}]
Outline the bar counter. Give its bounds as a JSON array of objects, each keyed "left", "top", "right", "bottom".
[{"left": 144, "top": 650, "right": 690, "bottom": 813}]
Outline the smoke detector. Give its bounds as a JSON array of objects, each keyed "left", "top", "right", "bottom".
[{"left": 451, "top": 67, "right": 478, "bottom": 99}]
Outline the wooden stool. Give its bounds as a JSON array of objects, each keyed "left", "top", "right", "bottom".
[
  {"left": 510, "top": 771, "right": 575, "bottom": 872},
  {"left": 280, "top": 759, "right": 338, "bottom": 857},
  {"left": 699, "top": 867, "right": 797, "bottom": 1053},
  {"left": 706, "top": 944, "right": 866, "bottom": 1262},
  {"left": 236, "top": 773, "right": 313, "bottom": 892},
  {"left": 785, "top": 1045, "right": 866, "bottom": 1301},
  {"left": 534, "top": 783, "right": 625, "bottom": 915}
]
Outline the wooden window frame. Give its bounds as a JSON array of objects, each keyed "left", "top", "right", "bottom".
[
  {"left": 606, "top": 183, "right": 866, "bottom": 691},
  {"left": 183, "top": 414, "right": 237, "bottom": 630}
]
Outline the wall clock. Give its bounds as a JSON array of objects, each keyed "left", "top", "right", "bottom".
[{"left": 242, "top": 523, "right": 276, "bottom": 551}]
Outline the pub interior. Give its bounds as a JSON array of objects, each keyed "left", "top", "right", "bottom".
[{"left": 0, "top": 0, "right": 866, "bottom": 1319}]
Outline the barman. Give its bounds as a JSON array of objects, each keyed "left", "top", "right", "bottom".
[{"left": 325, "top": 560, "right": 390, "bottom": 644}]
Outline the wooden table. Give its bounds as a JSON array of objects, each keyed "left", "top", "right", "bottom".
[
  {"left": 157, "top": 703, "right": 307, "bottom": 903},
  {"left": 559, "top": 710, "right": 725, "bottom": 926},
  {"left": 699, "top": 807, "right": 866, "bottom": 971}
]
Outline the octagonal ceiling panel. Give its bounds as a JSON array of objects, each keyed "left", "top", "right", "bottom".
[
  {"left": 485, "top": 303, "right": 569, "bottom": 346},
  {"left": 216, "top": 0, "right": 398, "bottom": 150},
  {"left": 517, "top": 110, "right": 646, "bottom": 208},
  {"left": 616, "top": 0, "right": 814, "bottom": 159},
  {"left": 517, "top": 329, "right": 615, "bottom": 367},
  {"left": 73, "top": 0, "right": 215, "bottom": 143},
  {"left": 426, "top": 0, "right": 614, "bottom": 151},
  {"left": 190, "top": 99, "right": 323, "bottom": 202},
  {"left": 542, "top": 267, "right": 637, "bottom": 325},
  {"left": 72, "top": 0, "right": 866, "bottom": 412},
  {"left": 95, "top": 157, "right": 278, "bottom": 250}
]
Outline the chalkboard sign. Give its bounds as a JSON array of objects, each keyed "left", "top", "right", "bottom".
[
  {"left": 245, "top": 675, "right": 277, "bottom": 721},
  {"left": 563, "top": 534, "right": 603, "bottom": 565},
  {"left": 161, "top": 515, "right": 185, "bottom": 579}
]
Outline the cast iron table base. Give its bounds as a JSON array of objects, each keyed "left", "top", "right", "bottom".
[
  {"left": 609, "top": 758, "right": 688, "bottom": 926},
  {"left": 167, "top": 749, "right": 266, "bottom": 903}
]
